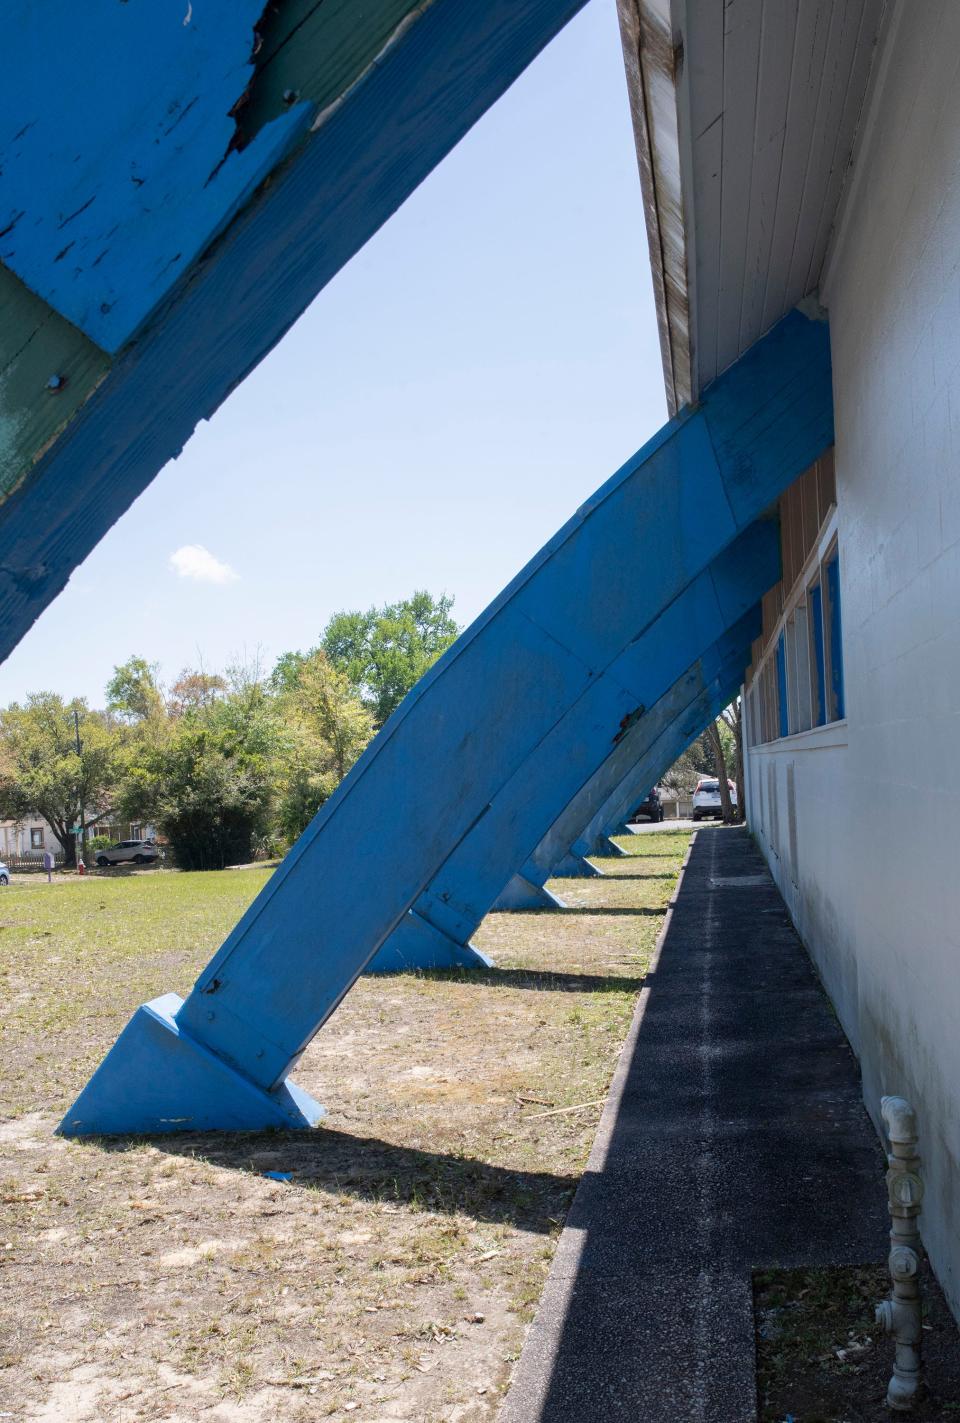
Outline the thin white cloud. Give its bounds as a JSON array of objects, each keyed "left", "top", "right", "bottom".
[{"left": 169, "top": 544, "right": 239, "bottom": 585}]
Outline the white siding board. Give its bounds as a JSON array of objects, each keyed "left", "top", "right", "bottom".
[
  {"left": 714, "top": 0, "right": 764, "bottom": 377},
  {"left": 759, "top": 0, "right": 833, "bottom": 333},
  {"left": 784, "top": 0, "right": 864, "bottom": 305},
  {"left": 658, "top": 0, "right": 887, "bottom": 397},
  {"left": 685, "top": 0, "right": 725, "bottom": 390},
  {"left": 692, "top": 114, "right": 723, "bottom": 390},
  {"left": 736, "top": 0, "right": 797, "bottom": 354},
  {"left": 685, "top": 0, "right": 725, "bottom": 142},
  {"left": 805, "top": 0, "right": 882, "bottom": 294}
]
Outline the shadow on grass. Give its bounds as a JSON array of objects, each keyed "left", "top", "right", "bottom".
[
  {"left": 495, "top": 906, "right": 665, "bottom": 919},
  {"left": 421, "top": 966, "right": 648, "bottom": 993},
  {"left": 579, "top": 872, "right": 677, "bottom": 881},
  {"left": 598, "top": 851, "right": 686, "bottom": 861},
  {"left": 101, "top": 1127, "right": 578, "bottom": 1233},
  {"left": 557, "top": 906, "right": 665, "bottom": 917}
]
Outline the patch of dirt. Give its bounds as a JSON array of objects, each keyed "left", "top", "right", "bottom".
[
  {"left": 755, "top": 1261, "right": 960, "bottom": 1421},
  {"left": 0, "top": 832, "right": 689, "bottom": 1421}
]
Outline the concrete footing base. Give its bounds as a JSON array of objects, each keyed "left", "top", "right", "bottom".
[
  {"left": 588, "top": 833, "right": 630, "bottom": 857},
  {"left": 58, "top": 993, "right": 325, "bottom": 1137},
  {"left": 492, "top": 874, "right": 568, "bottom": 911},
  {"left": 551, "top": 852, "right": 604, "bottom": 878},
  {"left": 365, "top": 911, "right": 493, "bottom": 973}
]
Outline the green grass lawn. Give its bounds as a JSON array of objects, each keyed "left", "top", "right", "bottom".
[
  {"left": 1, "top": 830, "right": 691, "bottom": 1421},
  {"left": 0, "top": 866, "right": 276, "bottom": 1117}
]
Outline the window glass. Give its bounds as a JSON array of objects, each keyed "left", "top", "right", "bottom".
[
  {"left": 794, "top": 600, "right": 812, "bottom": 733},
  {"left": 808, "top": 581, "right": 826, "bottom": 726},
  {"left": 824, "top": 551, "right": 845, "bottom": 720},
  {"left": 775, "top": 633, "right": 789, "bottom": 738}
]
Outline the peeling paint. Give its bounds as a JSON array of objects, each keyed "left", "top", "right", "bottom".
[
  {"left": 0, "top": 1, "right": 309, "bottom": 351},
  {"left": 613, "top": 704, "right": 646, "bottom": 743}
]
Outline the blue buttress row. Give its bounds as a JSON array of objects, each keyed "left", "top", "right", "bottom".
[{"left": 61, "top": 307, "right": 832, "bottom": 1136}]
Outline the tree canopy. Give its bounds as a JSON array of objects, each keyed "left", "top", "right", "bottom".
[
  {"left": 0, "top": 695, "right": 119, "bottom": 865},
  {"left": 319, "top": 590, "right": 459, "bottom": 725},
  {"left": 0, "top": 593, "right": 460, "bottom": 867}
]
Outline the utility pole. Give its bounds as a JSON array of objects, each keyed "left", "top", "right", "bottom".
[{"left": 73, "top": 708, "right": 85, "bottom": 871}]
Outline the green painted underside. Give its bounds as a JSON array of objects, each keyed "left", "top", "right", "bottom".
[
  {"left": 0, "top": 265, "right": 110, "bottom": 504},
  {"left": 237, "top": 0, "right": 425, "bottom": 147}
]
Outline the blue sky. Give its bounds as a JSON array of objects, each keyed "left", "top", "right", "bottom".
[{"left": 0, "top": 0, "right": 667, "bottom": 707}]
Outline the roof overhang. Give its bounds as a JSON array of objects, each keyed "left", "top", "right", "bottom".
[{"left": 618, "top": 0, "right": 889, "bottom": 413}]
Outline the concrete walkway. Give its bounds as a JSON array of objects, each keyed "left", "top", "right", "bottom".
[{"left": 501, "top": 825, "right": 888, "bottom": 1421}]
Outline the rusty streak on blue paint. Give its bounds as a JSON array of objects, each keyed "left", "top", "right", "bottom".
[{"left": 60, "top": 308, "right": 831, "bottom": 1136}]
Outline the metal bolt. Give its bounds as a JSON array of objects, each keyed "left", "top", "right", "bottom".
[
  {"left": 282, "top": 88, "right": 299, "bottom": 105},
  {"left": 46, "top": 374, "right": 65, "bottom": 392}
]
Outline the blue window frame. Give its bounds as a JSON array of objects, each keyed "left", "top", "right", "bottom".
[
  {"left": 824, "top": 552, "right": 845, "bottom": 720},
  {"left": 775, "top": 632, "right": 789, "bottom": 738},
  {"left": 809, "top": 581, "right": 826, "bottom": 727}
]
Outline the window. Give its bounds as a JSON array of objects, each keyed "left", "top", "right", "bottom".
[
  {"left": 748, "top": 536, "right": 845, "bottom": 744},
  {"left": 30, "top": 828, "right": 44, "bottom": 848},
  {"left": 793, "top": 600, "right": 813, "bottom": 733},
  {"left": 775, "top": 633, "right": 789, "bottom": 738},
  {"left": 823, "top": 549, "right": 845, "bottom": 721},
  {"left": 808, "top": 581, "right": 826, "bottom": 726}
]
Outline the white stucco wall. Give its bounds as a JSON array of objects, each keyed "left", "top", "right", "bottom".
[{"left": 746, "top": 0, "right": 960, "bottom": 1319}]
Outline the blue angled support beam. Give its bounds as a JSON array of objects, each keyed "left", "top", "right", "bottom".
[
  {"left": 586, "top": 676, "right": 747, "bottom": 855},
  {"left": 400, "top": 586, "right": 766, "bottom": 950},
  {"left": 370, "top": 515, "right": 782, "bottom": 951},
  {"left": 490, "top": 620, "right": 758, "bottom": 910},
  {"left": 61, "top": 307, "right": 831, "bottom": 1136},
  {"left": 517, "top": 615, "right": 762, "bottom": 893}
]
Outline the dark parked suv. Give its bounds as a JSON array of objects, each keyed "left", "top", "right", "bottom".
[{"left": 630, "top": 787, "right": 664, "bottom": 823}]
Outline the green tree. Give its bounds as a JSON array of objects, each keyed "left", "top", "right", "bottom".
[
  {"left": 0, "top": 695, "right": 120, "bottom": 865},
  {"left": 120, "top": 692, "right": 280, "bottom": 870},
  {"left": 274, "top": 650, "right": 373, "bottom": 842},
  {"left": 320, "top": 590, "right": 459, "bottom": 725},
  {"left": 105, "top": 656, "right": 164, "bottom": 723},
  {"left": 661, "top": 738, "right": 713, "bottom": 794}
]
